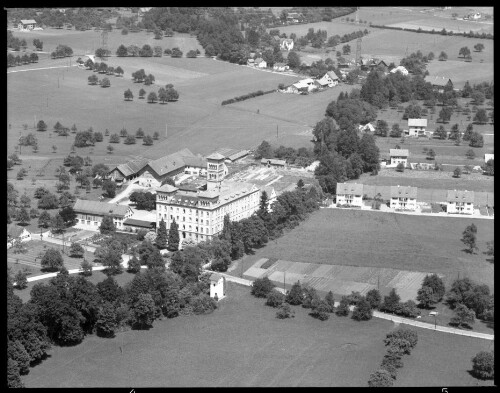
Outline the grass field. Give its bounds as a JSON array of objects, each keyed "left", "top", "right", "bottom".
[
  {"left": 239, "top": 209, "right": 494, "bottom": 292},
  {"left": 20, "top": 281, "right": 492, "bottom": 387},
  {"left": 267, "top": 20, "right": 372, "bottom": 38}
]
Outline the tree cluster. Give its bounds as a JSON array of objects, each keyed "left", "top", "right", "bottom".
[
  {"left": 130, "top": 191, "right": 156, "bottom": 211},
  {"left": 255, "top": 141, "right": 315, "bottom": 167},
  {"left": 446, "top": 277, "right": 493, "bottom": 326}
]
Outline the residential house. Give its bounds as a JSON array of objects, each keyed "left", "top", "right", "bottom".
[
  {"left": 210, "top": 273, "right": 226, "bottom": 300},
  {"left": 484, "top": 153, "right": 494, "bottom": 163},
  {"left": 156, "top": 154, "right": 260, "bottom": 244},
  {"left": 390, "top": 65, "right": 409, "bottom": 76},
  {"left": 390, "top": 186, "right": 417, "bottom": 211},
  {"left": 261, "top": 158, "right": 286, "bottom": 168},
  {"left": 280, "top": 38, "right": 294, "bottom": 51},
  {"left": 407, "top": 118, "right": 428, "bottom": 137},
  {"left": 336, "top": 183, "right": 364, "bottom": 207},
  {"left": 424, "top": 76, "right": 453, "bottom": 93},
  {"left": 377, "top": 60, "right": 390, "bottom": 73},
  {"left": 389, "top": 149, "right": 409, "bottom": 166},
  {"left": 318, "top": 71, "right": 340, "bottom": 87},
  {"left": 446, "top": 190, "right": 474, "bottom": 215},
  {"left": 18, "top": 19, "right": 37, "bottom": 30},
  {"left": 7, "top": 225, "right": 32, "bottom": 248},
  {"left": 254, "top": 58, "right": 267, "bottom": 68},
  {"left": 273, "top": 62, "right": 287, "bottom": 72},
  {"left": 358, "top": 123, "right": 375, "bottom": 133},
  {"left": 247, "top": 58, "right": 255, "bottom": 66},
  {"left": 73, "top": 199, "right": 133, "bottom": 231},
  {"left": 288, "top": 78, "right": 315, "bottom": 93}
]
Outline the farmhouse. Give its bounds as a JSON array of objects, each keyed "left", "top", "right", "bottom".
[
  {"left": 18, "top": 19, "right": 37, "bottom": 30},
  {"left": 390, "top": 186, "right": 417, "bottom": 211},
  {"left": 156, "top": 154, "right": 260, "bottom": 244},
  {"left": 317, "top": 71, "right": 340, "bottom": 87},
  {"left": 376, "top": 60, "right": 390, "bottom": 72},
  {"left": 446, "top": 190, "right": 474, "bottom": 215},
  {"left": 254, "top": 58, "right": 267, "bottom": 68},
  {"left": 273, "top": 62, "right": 287, "bottom": 72},
  {"left": 358, "top": 123, "right": 375, "bottom": 133},
  {"left": 389, "top": 149, "right": 409, "bottom": 166},
  {"left": 73, "top": 199, "right": 133, "bottom": 231},
  {"left": 407, "top": 118, "right": 428, "bottom": 137},
  {"left": 209, "top": 273, "right": 226, "bottom": 300},
  {"left": 336, "top": 183, "right": 364, "bottom": 207},
  {"left": 288, "top": 78, "right": 316, "bottom": 93},
  {"left": 280, "top": 38, "right": 294, "bottom": 51},
  {"left": 424, "top": 76, "right": 454, "bottom": 93},
  {"left": 7, "top": 225, "right": 32, "bottom": 248},
  {"left": 261, "top": 158, "right": 286, "bottom": 168},
  {"left": 390, "top": 65, "right": 409, "bottom": 76},
  {"left": 484, "top": 153, "right": 494, "bottom": 163},
  {"left": 108, "top": 157, "right": 149, "bottom": 184}
]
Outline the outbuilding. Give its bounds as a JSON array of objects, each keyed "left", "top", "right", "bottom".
[{"left": 209, "top": 273, "right": 226, "bottom": 300}]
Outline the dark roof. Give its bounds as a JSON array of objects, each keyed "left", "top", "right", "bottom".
[
  {"left": 147, "top": 148, "right": 195, "bottom": 177},
  {"left": 389, "top": 149, "right": 409, "bottom": 157},
  {"left": 261, "top": 158, "right": 286, "bottom": 166},
  {"left": 169, "top": 194, "right": 200, "bottom": 207},
  {"left": 111, "top": 157, "right": 149, "bottom": 177},
  {"left": 425, "top": 76, "right": 453, "bottom": 87},
  {"left": 210, "top": 273, "right": 222, "bottom": 282},
  {"left": 157, "top": 184, "right": 178, "bottom": 193},
  {"left": 73, "top": 199, "right": 130, "bottom": 218},
  {"left": 206, "top": 152, "right": 226, "bottom": 161},
  {"left": 390, "top": 186, "right": 417, "bottom": 199},
  {"left": 447, "top": 190, "right": 474, "bottom": 203},
  {"left": 336, "top": 183, "right": 363, "bottom": 195},
  {"left": 123, "top": 218, "right": 155, "bottom": 228},
  {"left": 8, "top": 225, "right": 28, "bottom": 238},
  {"left": 182, "top": 155, "right": 206, "bottom": 168}
]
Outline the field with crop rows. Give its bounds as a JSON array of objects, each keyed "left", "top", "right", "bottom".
[{"left": 242, "top": 209, "right": 494, "bottom": 292}]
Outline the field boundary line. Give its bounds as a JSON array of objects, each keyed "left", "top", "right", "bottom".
[{"left": 7, "top": 64, "right": 78, "bottom": 74}]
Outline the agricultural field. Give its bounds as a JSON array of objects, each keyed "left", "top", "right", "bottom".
[
  {"left": 20, "top": 282, "right": 492, "bottom": 387},
  {"left": 239, "top": 209, "right": 494, "bottom": 292},
  {"left": 267, "top": 20, "right": 370, "bottom": 39}
]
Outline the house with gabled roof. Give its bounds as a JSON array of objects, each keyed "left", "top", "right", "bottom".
[
  {"left": 336, "top": 183, "right": 364, "bottom": 207},
  {"left": 213, "top": 147, "right": 249, "bottom": 162},
  {"left": 407, "top": 118, "right": 428, "bottom": 137},
  {"left": 447, "top": 190, "right": 474, "bottom": 214},
  {"left": 7, "top": 225, "right": 32, "bottom": 248},
  {"left": 273, "top": 62, "right": 287, "bottom": 72},
  {"left": 317, "top": 71, "right": 340, "bottom": 87},
  {"left": 210, "top": 273, "right": 226, "bottom": 300},
  {"left": 389, "top": 149, "right": 409, "bottom": 166},
  {"left": 358, "top": 123, "right": 375, "bottom": 133},
  {"left": 390, "top": 65, "right": 409, "bottom": 76},
  {"left": 108, "top": 157, "right": 149, "bottom": 184},
  {"left": 73, "top": 199, "right": 133, "bottom": 231},
  {"left": 261, "top": 158, "right": 286, "bottom": 168},
  {"left": 424, "top": 76, "right": 453, "bottom": 93},
  {"left": 390, "top": 186, "right": 417, "bottom": 211},
  {"left": 18, "top": 19, "right": 37, "bottom": 30},
  {"left": 254, "top": 58, "right": 267, "bottom": 68}
]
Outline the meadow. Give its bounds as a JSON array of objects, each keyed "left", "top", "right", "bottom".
[
  {"left": 20, "top": 281, "right": 492, "bottom": 387},
  {"left": 241, "top": 209, "right": 494, "bottom": 292}
]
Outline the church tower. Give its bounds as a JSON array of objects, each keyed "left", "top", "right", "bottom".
[{"left": 206, "top": 152, "right": 226, "bottom": 191}]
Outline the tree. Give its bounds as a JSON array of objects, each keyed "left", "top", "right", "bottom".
[
  {"left": 140, "top": 44, "right": 153, "bottom": 57},
  {"left": 427, "top": 149, "right": 436, "bottom": 160},
  {"left": 81, "top": 259, "right": 93, "bottom": 276},
  {"left": 266, "top": 289, "right": 285, "bottom": 308},
  {"left": 381, "top": 288, "right": 400, "bottom": 313},
  {"left": 143, "top": 135, "right": 154, "bottom": 146},
  {"left": 102, "top": 180, "right": 117, "bottom": 198},
  {"left": 95, "top": 302, "right": 118, "bottom": 337},
  {"left": 396, "top": 162, "right": 405, "bottom": 173},
  {"left": 186, "top": 50, "right": 198, "bottom": 58},
  {"left": 38, "top": 192, "right": 59, "bottom": 209},
  {"left": 468, "top": 132, "right": 484, "bottom": 148},
  {"left": 342, "top": 44, "right": 351, "bottom": 55},
  {"left": 156, "top": 219, "right": 168, "bottom": 249},
  {"left": 7, "top": 358, "right": 24, "bottom": 388},
  {"left": 171, "top": 47, "right": 183, "bottom": 58},
  {"left": 69, "top": 242, "right": 85, "bottom": 258},
  {"left": 33, "top": 38, "right": 43, "bottom": 50},
  {"left": 375, "top": 120, "right": 389, "bottom": 137},
  {"left": 147, "top": 91, "right": 158, "bottom": 103},
  {"left": 458, "top": 46, "right": 471, "bottom": 58},
  {"left": 124, "top": 88, "right": 133, "bottom": 101},
  {"left": 167, "top": 219, "right": 180, "bottom": 251},
  {"left": 276, "top": 303, "right": 294, "bottom": 319},
  {"left": 100, "top": 77, "right": 111, "bottom": 88},
  {"left": 390, "top": 124, "right": 402, "bottom": 138},
  {"left": 336, "top": 296, "right": 350, "bottom": 316},
  {"left": 41, "top": 248, "right": 64, "bottom": 272},
  {"left": 473, "top": 109, "right": 488, "bottom": 125},
  {"left": 127, "top": 255, "right": 142, "bottom": 273},
  {"left": 438, "top": 51, "right": 448, "bottom": 61},
  {"left": 100, "top": 216, "right": 116, "bottom": 235},
  {"left": 310, "top": 300, "right": 331, "bottom": 321},
  {"left": 471, "top": 351, "right": 494, "bottom": 380},
  {"left": 251, "top": 276, "right": 275, "bottom": 298},
  {"left": 37, "top": 120, "right": 48, "bottom": 132},
  {"left": 434, "top": 125, "right": 447, "bottom": 140},
  {"left": 153, "top": 131, "right": 160, "bottom": 140},
  {"left": 116, "top": 44, "right": 128, "bottom": 57},
  {"left": 38, "top": 211, "right": 52, "bottom": 228},
  {"left": 131, "top": 293, "right": 156, "bottom": 329},
  {"left": 88, "top": 74, "right": 99, "bottom": 85},
  {"left": 368, "top": 369, "right": 393, "bottom": 387},
  {"left": 352, "top": 298, "right": 373, "bottom": 321},
  {"left": 285, "top": 281, "right": 303, "bottom": 305},
  {"left": 109, "top": 134, "right": 120, "bottom": 143},
  {"left": 438, "top": 107, "right": 453, "bottom": 123},
  {"left": 450, "top": 303, "right": 475, "bottom": 328},
  {"left": 166, "top": 87, "right": 179, "bottom": 101},
  {"left": 287, "top": 51, "right": 301, "bottom": 69},
  {"left": 115, "top": 66, "right": 124, "bottom": 77},
  {"left": 14, "top": 270, "right": 28, "bottom": 290},
  {"left": 461, "top": 223, "right": 478, "bottom": 253},
  {"left": 364, "top": 289, "right": 381, "bottom": 309}
]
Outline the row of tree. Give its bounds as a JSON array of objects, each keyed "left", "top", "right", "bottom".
[
  {"left": 124, "top": 85, "right": 179, "bottom": 103},
  {"left": 255, "top": 141, "right": 315, "bottom": 167},
  {"left": 7, "top": 52, "right": 39, "bottom": 67}
]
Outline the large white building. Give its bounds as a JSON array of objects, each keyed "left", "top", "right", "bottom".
[
  {"left": 390, "top": 186, "right": 417, "bottom": 211},
  {"left": 336, "top": 183, "right": 364, "bottom": 207},
  {"left": 73, "top": 199, "right": 133, "bottom": 231},
  {"left": 447, "top": 190, "right": 474, "bottom": 215},
  {"left": 156, "top": 153, "right": 260, "bottom": 244}
]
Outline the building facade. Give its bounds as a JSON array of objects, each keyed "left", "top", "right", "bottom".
[
  {"left": 18, "top": 19, "right": 37, "bottom": 30},
  {"left": 390, "top": 186, "right": 417, "bottom": 210},
  {"left": 156, "top": 154, "right": 260, "bottom": 245},
  {"left": 73, "top": 199, "right": 133, "bottom": 231},
  {"left": 407, "top": 119, "right": 428, "bottom": 137},
  {"left": 446, "top": 190, "right": 474, "bottom": 214},
  {"left": 336, "top": 183, "right": 364, "bottom": 207},
  {"left": 389, "top": 149, "right": 409, "bottom": 166}
]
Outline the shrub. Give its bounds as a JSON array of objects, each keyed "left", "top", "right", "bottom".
[
  {"left": 310, "top": 300, "right": 331, "bottom": 321},
  {"left": 251, "top": 276, "right": 274, "bottom": 298},
  {"left": 384, "top": 327, "right": 418, "bottom": 351},
  {"left": 352, "top": 298, "right": 373, "bottom": 321},
  {"left": 276, "top": 303, "right": 294, "bottom": 319},
  {"left": 365, "top": 289, "right": 381, "bottom": 309},
  {"left": 471, "top": 351, "right": 494, "bottom": 380},
  {"left": 336, "top": 296, "right": 350, "bottom": 316},
  {"left": 266, "top": 289, "right": 285, "bottom": 307},
  {"left": 368, "top": 369, "right": 394, "bottom": 387},
  {"left": 285, "top": 281, "right": 303, "bottom": 305},
  {"left": 302, "top": 286, "right": 320, "bottom": 309}
]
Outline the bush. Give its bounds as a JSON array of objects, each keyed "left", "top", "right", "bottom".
[
  {"left": 266, "top": 289, "right": 285, "bottom": 307},
  {"left": 336, "top": 296, "right": 350, "bottom": 316},
  {"left": 471, "top": 351, "right": 494, "bottom": 380},
  {"left": 352, "top": 298, "right": 373, "bottom": 321},
  {"left": 285, "top": 281, "right": 303, "bottom": 305},
  {"left": 368, "top": 369, "right": 394, "bottom": 387},
  {"left": 276, "top": 303, "right": 294, "bottom": 319},
  {"left": 251, "top": 276, "right": 275, "bottom": 298},
  {"left": 310, "top": 300, "right": 331, "bottom": 320},
  {"left": 384, "top": 327, "right": 418, "bottom": 351},
  {"left": 365, "top": 289, "right": 381, "bottom": 309}
]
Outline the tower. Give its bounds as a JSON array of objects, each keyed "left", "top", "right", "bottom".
[{"left": 206, "top": 152, "right": 226, "bottom": 191}]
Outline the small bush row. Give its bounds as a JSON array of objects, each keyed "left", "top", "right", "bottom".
[
  {"left": 369, "top": 23, "right": 493, "bottom": 40},
  {"left": 221, "top": 89, "right": 275, "bottom": 106}
]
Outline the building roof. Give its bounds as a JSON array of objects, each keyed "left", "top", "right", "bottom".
[
  {"left": 20, "top": 19, "right": 37, "bottom": 24},
  {"left": 336, "top": 182, "right": 363, "bottom": 195},
  {"left": 213, "top": 147, "right": 249, "bottom": 161},
  {"left": 447, "top": 190, "right": 475, "bottom": 203},
  {"left": 391, "top": 65, "right": 408, "bottom": 74},
  {"left": 210, "top": 273, "right": 222, "bottom": 282},
  {"left": 247, "top": 58, "right": 255, "bottom": 63},
  {"left": 111, "top": 157, "right": 149, "bottom": 178},
  {"left": 182, "top": 155, "right": 206, "bottom": 168},
  {"left": 484, "top": 153, "right": 494, "bottom": 163},
  {"left": 425, "top": 76, "right": 452, "bottom": 87},
  {"left": 254, "top": 57, "right": 264, "bottom": 64},
  {"left": 147, "top": 148, "right": 194, "bottom": 177},
  {"left": 408, "top": 118, "right": 428, "bottom": 127},
  {"left": 261, "top": 158, "right": 286, "bottom": 166},
  {"left": 123, "top": 218, "right": 155, "bottom": 228},
  {"left": 274, "top": 62, "right": 286, "bottom": 68},
  {"left": 156, "top": 184, "right": 178, "bottom": 193},
  {"left": 73, "top": 199, "right": 130, "bottom": 218},
  {"left": 206, "top": 152, "right": 226, "bottom": 161},
  {"left": 316, "top": 79, "right": 329, "bottom": 86},
  {"left": 293, "top": 78, "right": 314, "bottom": 89},
  {"left": 359, "top": 123, "right": 375, "bottom": 132},
  {"left": 389, "top": 149, "right": 409, "bottom": 157},
  {"left": 390, "top": 186, "right": 417, "bottom": 199},
  {"left": 8, "top": 224, "right": 27, "bottom": 239},
  {"left": 326, "top": 71, "right": 339, "bottom": 80}
]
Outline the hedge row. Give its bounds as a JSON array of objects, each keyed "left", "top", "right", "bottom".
[
  {"left": 369, "top": 23, "right": 493, "bottom": 40},
  {"left": 221, "top": 89, "right": 275, "bottom": 106}
]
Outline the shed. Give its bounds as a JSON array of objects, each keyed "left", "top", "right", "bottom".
[{"left": 209, "top": 273, "right": 226, "bottom": 300}]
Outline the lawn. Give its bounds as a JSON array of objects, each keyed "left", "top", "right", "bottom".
[
  {"left": 20, "top": 282, "right": 492, "bottom": 387},
  {"left": 240, "top": 209, "right": 494, "bottom": 292}
]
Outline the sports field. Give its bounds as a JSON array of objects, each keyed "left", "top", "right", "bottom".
[
  {"left": 21, "top": 281, "right": 492, "bottom": 387},
  {"left": 241, "top": 209, "right": 494, "bottom": 292}
]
